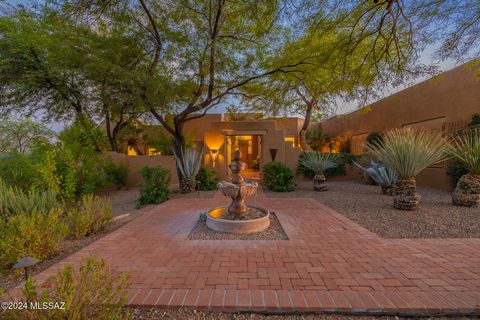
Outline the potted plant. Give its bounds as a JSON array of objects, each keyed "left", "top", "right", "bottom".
[
  {"left": 448, "top": 128, "right": 480, "bottom": 207},
  {"left": 367, "top": 128, "right": 449, "bottom": 210},
  {"left": 298, "top": 152, "right": 339, "bottom": 191}
]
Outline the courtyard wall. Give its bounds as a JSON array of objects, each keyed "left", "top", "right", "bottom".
[
  {"left": 108, "top": 152, "right": 179, "bottom": 188},
  {"left": 317, "top": 61, "right": 480, "bottom": 190}
]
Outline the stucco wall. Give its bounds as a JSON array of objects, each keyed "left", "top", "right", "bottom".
[
  {"left": 108, "top": 152, "right": 179, "bottom": 188},
  {"left": 317, "top": 61, "right": 480, "bottom": 190},
  {"left": 203, "top": 120, "right": 302, "bottom": 180}
]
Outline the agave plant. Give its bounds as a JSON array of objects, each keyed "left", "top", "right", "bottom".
[
  {"left": 353, "top": 160, "right": 397, "bottom": 195},
  {"left": 367, "top": 128, "right": 449, "bottom": 210},
  {"left": 298, "top": 152, "right": 339, "bottom": 191},
  {"left": 172, "top": 147, "right": 203, "bottom": 193},
  {"left": 447, "top": 128, "right": 480, "bottom": 207}
]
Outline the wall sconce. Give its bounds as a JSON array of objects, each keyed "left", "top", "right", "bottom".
[
  {"left": 209, "top": 149, "right": 219, "bottom": 169},
  {"left": 269, "top": 148, "right": 278, "bottom": 162}
]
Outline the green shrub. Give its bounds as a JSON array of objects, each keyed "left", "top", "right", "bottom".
[
  {"left": 263, "top": 161, "right": 295, "bottom": 192},
  {"left": 66, "top": 195, "right": 113, "bottom": 239},
  {"left": 446, "top": 159, "right": 469, "bottom": 187},
  {"left": 138, "top": 166, "right": 170, "bottom": 205},
  {"left": 470, "top": 113, "right": 480, "bottom": 129},
  {"left": 0, "top": 209, "right": 67, "bottom": 270},
  {"left": 0, "top": 153, "right": 36, "bottom": 190},
  {"left": 4, "top": 257, "right": 130, "bottom": 320},
  {"left": 0, "top": 180, "right": 59, "bottom": 218},
  {"left": 196, "top": 167, "right": 217, "bottom": 191},
  {"left": 105, "top": 161, "right": 128, "bottom": 187},
  {"left": 54, "top": 148, "right": 77, "bottom": 201}
]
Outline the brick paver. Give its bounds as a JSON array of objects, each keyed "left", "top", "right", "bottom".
[{"left": 22, "top": 192, "right": 480, "bottom": 315}]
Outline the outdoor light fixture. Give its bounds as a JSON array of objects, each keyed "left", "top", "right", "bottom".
[
  {"left": 13, "top": 256, "right": 40, "bottom": 281},
  {"left": 210, "top": 149, "right": 219, "bottom": 169},
  {"left": 269, "top": 148, "right": 278, "bottom": 162}
]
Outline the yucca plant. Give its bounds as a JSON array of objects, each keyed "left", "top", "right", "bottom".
[
  {"left": 367, "top": 128, "right": 449, "bottom": 210},
  {"left": 447, "top": 128, "right": 480, "bottom": 207},
  {"left": 298, "top": 152, "right": 339, "bottom": 191},
  {"left": 172, "top": 147, "right": 203, "bottom": 193},
  {"left": 353, "top": 160, "right": 397, "bottom": 195}
]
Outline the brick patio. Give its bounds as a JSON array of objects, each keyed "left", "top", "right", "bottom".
[{"left": 24, "top": 192, "right": 480, "bottom": 315}]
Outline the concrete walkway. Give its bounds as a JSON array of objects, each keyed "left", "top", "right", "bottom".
[{"left": 21, "top": 192, "right": 480, "bottom": 315}]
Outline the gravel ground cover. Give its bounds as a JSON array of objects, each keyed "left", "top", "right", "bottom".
[
  {"left": 265, "top": 180, "right": 479, "bottom": 239},
  {"left": 128, "top": 307, "right": 473, "bottom": 320},
  {"left": 187, "top": 212, "right": 288, "bottom": 240}
]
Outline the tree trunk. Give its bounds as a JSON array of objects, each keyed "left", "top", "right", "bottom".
[
  {"left": 299, "top": 101, "right": 314, "bottom": 151},
  {"left": 393, "top": 178, "right": 421, "bottom": 210},
  {"left": 452, "top": 173, "right": 480, "bottom": 207},
  {"left": 131, "top": 143, "right": 144, "bottom": 156}
]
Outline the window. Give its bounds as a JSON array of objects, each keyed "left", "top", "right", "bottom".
[
  {"left": 284, "top": 136, "right": 296, "bottom": 147},
  {"left": 147, "top": 148, "right": 160, "bottom": 156},
  {"left": 127, "top": 146, "right": 137, "bottom": 156}
]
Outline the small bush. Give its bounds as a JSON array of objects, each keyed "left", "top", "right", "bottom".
[
  {"left": 3, "top": 257, "right": 130, "bottom": 320},
  {"left": 105, "top": 161, "right": 128, "bottom": 187},
  {"left": 446, "top": 159, "right": 470, "bottom": 187},
  {"left": 0, "top": 180, "right": 59, "bottom": 218},
  {"left": 66, "top": 195, "right": 113, "bottom": 239},
  {"left": 196, "top": 167, "right": 217, "bottom": 191},
  {"left": 0, "top": 153, "right": 37, "bottom": 190},
  {"left": 263, "top": 162, "right": 295, "bottom": 192},
  {"left": 0, "top": 209, "right": 67, "bottom": 270},
  {"left": 138, "top": 166, "right": 170, "bottom": 205}
]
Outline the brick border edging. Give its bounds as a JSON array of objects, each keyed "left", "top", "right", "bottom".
[{"left": 127, "top": 288, "right": 480, "bottom": 316}]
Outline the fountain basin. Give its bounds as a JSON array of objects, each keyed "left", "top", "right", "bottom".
[{"left": 206, "top": 206, "right": 270, "bottom": 234}]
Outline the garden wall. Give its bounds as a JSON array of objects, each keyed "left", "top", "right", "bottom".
[
  {"left": 317, "top": 60, "right": 480, "bottom": 190},
  {"left": 107, "top": 152, "right": 179, "bottom": 188}
]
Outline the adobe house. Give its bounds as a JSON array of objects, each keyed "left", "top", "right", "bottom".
[
  {"left": 120, "top": 114, "right": 305, "bottom": 182},
  {"left": 115, "top": 60, "right": 479, "bottom": 190}
]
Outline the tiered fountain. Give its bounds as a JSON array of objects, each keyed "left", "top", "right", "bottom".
[{"left": 205, "top": 150, "right": 270, "bottom": 233}]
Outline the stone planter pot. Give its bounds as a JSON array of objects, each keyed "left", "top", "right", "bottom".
[
  {"left": 452, "top": 174, "right": 480, "bottom": 207},
  {"left": 393, "top": 179, "right": 421, "bottom": 210},
  {"left": 313, "top": 174, "right": 327, "bottom": 191}
]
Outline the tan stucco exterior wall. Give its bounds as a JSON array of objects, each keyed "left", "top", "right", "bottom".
[
  {"left": 318, "top": 61, "right": 480, "bottom": 190},
  {"left": 108, "top": 152, "right": 179, "bottom": 188},
  {"left": 203, "top": 120, "right": 302, "bottom": 179}
]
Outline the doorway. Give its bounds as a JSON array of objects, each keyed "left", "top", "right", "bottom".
[{"left": 225, "top": 135, "right": 262, "bottom": 175}]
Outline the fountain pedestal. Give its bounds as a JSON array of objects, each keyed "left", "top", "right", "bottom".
[{"left": 205, "top": 150, "right": 270, "bottom": 234}]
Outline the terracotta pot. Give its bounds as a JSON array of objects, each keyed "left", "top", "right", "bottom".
[
  {"left": 313, "top": 174, "right": 327, "bottom": 191},
  {"left": 393, "top": 179, "right": 421, "bottom": 210},
  {"left": 452, "top": 174, "right": 480, "bottom": 207}
]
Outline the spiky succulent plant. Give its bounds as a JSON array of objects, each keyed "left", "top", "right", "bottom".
[
  {"left": 448, "top": 128, "right": 480, "bottom": 175},
  {"left": 366, "top": 128, "right": 449, "bottom": 179},
  {"left": 298, "top": 152, "right": 339, "bottom": 175}
]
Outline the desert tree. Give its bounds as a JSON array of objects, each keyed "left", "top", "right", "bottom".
[
  {"left": 72, "top": 0, "right": 309, "bottom": 188},
  {"left": 0, "top": 4, "right": 146, "bottom": 151}
]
